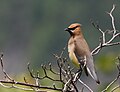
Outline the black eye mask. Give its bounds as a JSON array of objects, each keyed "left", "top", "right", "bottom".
[{"left": 67, "top": 26, "right": 78, "bottom": 31}]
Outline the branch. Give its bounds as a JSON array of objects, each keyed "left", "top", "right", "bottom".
[
  {"left": 91, "top": 4, "right": 120, "bottom": 55},
  {"left": 111, "top": 85, "right": 120, "bottom": 92},
  {"left": 0, "top": 80, "right": 62, "bottom": 91},
  {"left": 101, "top": 76, "right": 119, "bottom": 92},
  {"left": 102, "top": 56, "right": 120, "bottom": 92},
  {"left": 78, "top": 79, "right": 93, "bottom": 92},
  {"left": 0, "top": 54, "right": 13, "bottom": 81},
  {"left": 0, "top": 54, "right": 63, "bottom": 91},
  {"left": 107, "top": 4, "right": 116, "bottom": 35}
]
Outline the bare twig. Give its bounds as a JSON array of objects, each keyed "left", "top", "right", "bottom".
[
  {"left": 78, "top": 79, "right": 93, "bottom": 92},
  {"left": 0, "top": 80, "right": 62, "bottom": 91},
  {"left": 101, "top": 76, "right": 119, "bottom": 92},
  {"left": 91, "top": 4, "right": 120, "bottom": 55},
  {"left": 102, "top": 56, "right": 120, "bottom": 92},
  {"left": 63, "top": 79, "right": 71, "bottom": 92},
  {"left": 0, "top": 54, "right": 63, "bottom": 91},
  {"left": 107, "top": 4, "right": 116, "bottom": 35},
  {"left": 110, "top": 85, "right": 120, "bottom": 92},
  {"left": 0, "top": 54, "right": 13, "bottom": 81}
]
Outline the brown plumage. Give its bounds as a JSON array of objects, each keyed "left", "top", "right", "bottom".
[{"left": 65, "top": 23, "right": 100, "bottom": 84}]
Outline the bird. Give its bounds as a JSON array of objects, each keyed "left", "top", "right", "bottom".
[{"left": 64, "top": 23, "right": 100, "bottom": 84}]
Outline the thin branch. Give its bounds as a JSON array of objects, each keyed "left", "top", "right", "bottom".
[
  {"left": 101, "top": 76, "right": 119, "bottom": 92},
  {"left": 78, "top": 79, "right": 93, "bottom": 92},
  {"left": 63, "top": 79, "right": 71, "bottom": 92},
  {"left": 107, "top": 4, "right": 116, "bottom": 35},
  {"left": 110, "top": 85, "right": 120, "bottom": 92},
  {"left": 102, "top": 56, "right": 120, "bottom": 92},
  {"left": 28, "top": 63, "right": 63, "bottom": 82},
  {"left": 48, "top": 63, "right": 60, "bottom": 75},
  {"left": 0, "top": 54, "right": 13, "bottom": 81},
  {"left": 106, "top": 32, "right": 120, "bottom": 44},
  {"left": 0, "top": 80, "right": 62, "bottom": 91},
  {"left": 106, "top": 42, "right": 120, "bottom": 46},
  {"left": 91, "top": 4, "right": 120, "bottom": 55}
]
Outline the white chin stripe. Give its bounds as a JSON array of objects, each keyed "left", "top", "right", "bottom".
[{"left": 71, "top": 30, "right": 74, "bottom": 33}]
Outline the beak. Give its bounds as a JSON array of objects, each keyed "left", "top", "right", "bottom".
[
  {"left": 64, "top": 28, "right": 69, "bottom": 31},
  {"left": 64, "top": 28, "right": 73, "bottom": 35}
]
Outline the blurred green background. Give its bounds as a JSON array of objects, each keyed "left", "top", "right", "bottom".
[{"left": 0, "top": 0, "right": 120, "bottom": 92}]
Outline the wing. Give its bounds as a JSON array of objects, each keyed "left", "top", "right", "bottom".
[
  {"left": 74, "top": 37, "right": 100, "bottom": 83},
  {"left": 74, "top": 36, "right": 90, "bottom": 65},
  {"left": 86, "top": 54, "right": 100, "bottom": 84}
]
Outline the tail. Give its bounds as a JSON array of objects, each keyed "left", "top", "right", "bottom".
[{"left": 86, "top": 55, "right": 100, "bottom": 84}]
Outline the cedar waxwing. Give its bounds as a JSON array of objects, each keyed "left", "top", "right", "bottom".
[{"left": 65, "top": 23, "right": 100, "bottom": 84}]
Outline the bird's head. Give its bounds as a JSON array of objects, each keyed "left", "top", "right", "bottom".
[{"left": 64, "top": 23, "right": 82, "bottom": 36}]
